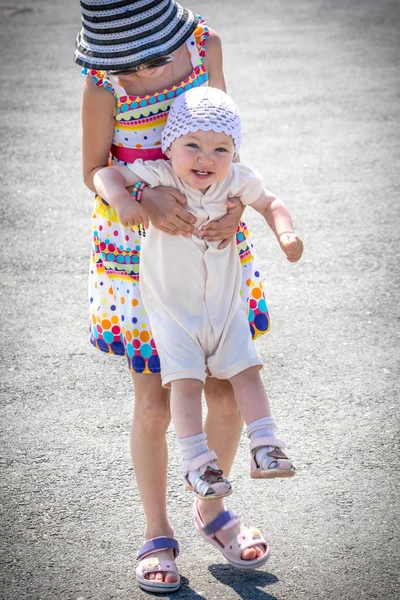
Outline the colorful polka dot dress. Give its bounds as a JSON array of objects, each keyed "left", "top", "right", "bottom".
[{"left": 83, "top": 18, "right": 270, "bottom": 374}]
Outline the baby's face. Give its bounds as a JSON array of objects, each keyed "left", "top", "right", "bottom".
[{"left": 166, "top": 130, "right": 235, "bottom": 191}]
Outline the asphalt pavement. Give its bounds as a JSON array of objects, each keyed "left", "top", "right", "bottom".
[{"left": 1, "top": 0, "right": 399, "bottom": 598}]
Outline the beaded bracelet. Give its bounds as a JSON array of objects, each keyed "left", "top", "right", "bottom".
[
  {"left": 132, "top": 181, "right": 147, "bottom": 203},
  {"left": 132, "top": 181, "right": 148, "bottom": 237}
]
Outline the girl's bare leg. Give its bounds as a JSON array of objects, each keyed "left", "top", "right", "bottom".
[
  {"left": 131, "top": 373, "right": 176, "bottom": 584},
  {"left": 199, "top": 377, "right": 265, "bottom": 560}
]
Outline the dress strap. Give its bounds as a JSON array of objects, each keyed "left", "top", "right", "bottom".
[
  {"left": 81, "top": 68, "right": 116, "bottom": 96},
  {"left": 107, "top": 74, "right": 127, "bottom": 97},
  {"left": 186, "top": 16, "right": 209, "bottom": 68}
]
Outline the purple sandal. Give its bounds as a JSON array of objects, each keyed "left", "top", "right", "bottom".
[
  {"left": 136, "top": 536, "right": 180, "bottom": 593},
  {"left": 193, "top": 500, "right": 270, "bottom": 569}
]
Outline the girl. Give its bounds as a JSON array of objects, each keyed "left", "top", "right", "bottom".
[
  {"left": 94, "top": 86, "right": 302, "bottom": 496},
  {"left": 75, "top": 0, "right": 274, "bottom": 592}
]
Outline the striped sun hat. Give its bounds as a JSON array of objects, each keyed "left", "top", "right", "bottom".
[{"left": 74, "top": 0, "right": 199, "bottom": 71}]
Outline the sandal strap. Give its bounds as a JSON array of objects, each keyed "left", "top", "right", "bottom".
[
  {"left": 139, "top": 557, "right": 179, "bottom": 577},
  {"left": 226, "top": 524, "right": 269, "bottom": 555},
  {"left": 202, "top": 509, "right": 237, "bottom": 536},
  {"left": 275, "top": 459, "right": 293, "bottom": 470},
  {"left": 137, "top": 536, "right": 179, "bottom": 560},
  {"left": 186, "top": 449, "right": 218, "bottom": 472},
  {"left": 250, "top": 436, "right": 286, "bottom": 452}
]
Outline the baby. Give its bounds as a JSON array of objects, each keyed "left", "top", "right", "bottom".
[{"left": 94, "top": 87, "right": 303, "bottom": 500}]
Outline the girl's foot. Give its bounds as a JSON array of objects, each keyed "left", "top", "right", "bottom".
[
  {"left": 144, "top": 549, "right": 178, "bottom": 584},
  {"left": 136, "top": 536, "right": 180, "bottom": 593},
  {"left": 196, "top": 498, "right": 268, "bottom": 565},
  {"left": 185, "top": 450, "right": 232, "bottom": 499}
]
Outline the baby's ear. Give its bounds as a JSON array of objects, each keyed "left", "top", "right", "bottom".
[{"left": 165, "top": 148, "right": 171, "bottom": 158}]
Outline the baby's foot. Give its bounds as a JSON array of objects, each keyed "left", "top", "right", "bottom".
[
  {"left": 185, "top": 450, "right": 232, "bottom": 499},
  {"left": 251, "top": 443, "right": 295, "bottom": 478}
]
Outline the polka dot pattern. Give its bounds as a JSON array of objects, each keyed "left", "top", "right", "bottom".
[
  {"left": 115, "top": 67, "right": 208, "bottom": 115},
  {"left": 86, "top": 18, "right": 270, "bottom": 373},
  {"left": 237, "top": 221, "right": 270, "bottom": 340}
]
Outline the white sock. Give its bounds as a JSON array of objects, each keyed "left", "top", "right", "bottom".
[
  {"left": 247, "top": 416, "right": 277, "bottom": 469},
  {"left": 177, "top": 432, "right": 209, "bottom": 474},
  {"left": 177, "top": 433, "right": 231, "bottom": 497},
  {"left": 246, "top": 416, "right": 276, "bottom": 440}
]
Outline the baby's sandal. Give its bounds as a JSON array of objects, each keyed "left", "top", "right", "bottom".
[
  {"left": 250, "top": 436, "right": 296, "bottom": 479},
  {"left": 185, "top": 450, "right": 232, "bottom": 499}
]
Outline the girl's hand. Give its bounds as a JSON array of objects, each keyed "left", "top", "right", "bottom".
[
  {"left": 197, "top": 196, "right": 245, "bottom": 249},
  {"left": 114, "top": 194, "right": 149, "bottom": 228},
  {"left": 140, "top": 186, "right": 197, "bottom": 237},
  {"left": 279, "top": 233, "right": 304, "bottom": 262}
]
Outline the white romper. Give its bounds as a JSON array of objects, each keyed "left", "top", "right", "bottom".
[{"left": 129, "top": 159, "right": 266, "bottom": 387}]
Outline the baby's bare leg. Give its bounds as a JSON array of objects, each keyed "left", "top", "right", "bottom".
[
  {"left": 171, "top": 378, "right": 231, "bottom": 499},
  {"left": 229, "top": 366, "right": 272, "bottom": 424},
  {"left": 229, "top": 367, "right": 295, "bottom": 479},
  {"left": 170, "top": 378, "right": 204, "bottom": 437}
]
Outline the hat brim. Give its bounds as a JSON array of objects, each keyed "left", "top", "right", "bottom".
[{"left": 74, "top": 3, "right": 199, "bottom": 71}]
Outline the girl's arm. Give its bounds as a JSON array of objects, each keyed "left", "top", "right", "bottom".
[
  {"left": 204, "top": 28, "right": 227, "bottom": 92},
  {"left": 93, "top": 166, "right": 149, "bottom": 228},
  {"left": 139, "top": 185, "right": 196, "bottom": 237},
  {"left": 251, "top": 191, "right": 304, "bottom": 263},
  {"left": 82, "top": 77, "right": 116, "bottom": 193}
]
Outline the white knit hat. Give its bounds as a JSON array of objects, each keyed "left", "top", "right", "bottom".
[{"left": 161, "top": 87, "right": 242, "bottom": 155}]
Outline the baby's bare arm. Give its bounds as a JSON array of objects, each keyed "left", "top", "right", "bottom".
[
  {"left": 93, "top": 167, "right": 148, "bottom": 228},
  {"left": 94, "top": 166, "right": 139, "bottom": 204},
  {"left": 252, "top": 191, "right": 304, "bottom": 262}
]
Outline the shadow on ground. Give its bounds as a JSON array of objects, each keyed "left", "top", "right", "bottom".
[
  {"left": 208, "top": 565, "right": 279, "bottom": 599},
  {"left": 150, "top": 576, "right": 207, "bottom": 599}
]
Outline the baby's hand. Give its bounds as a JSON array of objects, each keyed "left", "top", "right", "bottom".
[
  {"left": 279, "top": 233, "right": 304, "bottom": 262},
  {"left": 115, "top": 195, "right": 149, "bottom": 229}
]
